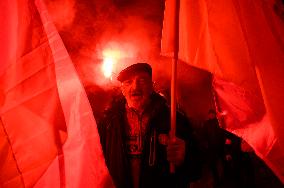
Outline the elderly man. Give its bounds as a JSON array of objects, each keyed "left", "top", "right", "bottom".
[{"left": 98, "top": 63, "right": 200, "bottom": 188}]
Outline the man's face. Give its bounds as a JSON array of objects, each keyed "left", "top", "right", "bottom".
[{"left": 121, "top": 72, "right": 153, "bottom": 111}]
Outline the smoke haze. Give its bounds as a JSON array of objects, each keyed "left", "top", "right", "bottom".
[{"left": 45, "top": 0, "right": 213, "bottom": 123}]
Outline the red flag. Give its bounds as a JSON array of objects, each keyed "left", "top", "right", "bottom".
[
  {"left": 161, "top": 0, "right": 284, "bottom": 183},
  {"left": 1, "top": 0, "right": 66, "bottom": 186},
  {"left": 0, "top": 0, "right": 113, "bottom": 187}
]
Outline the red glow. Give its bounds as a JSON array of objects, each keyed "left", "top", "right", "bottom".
[
  {"left": 101, "top": 50, "right": 121, "bottom": 79},
  {"left": 101, "top": 46, "right": 135, "bottom": 80}
]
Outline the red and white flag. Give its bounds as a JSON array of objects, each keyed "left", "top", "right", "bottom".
[
  {"left": 0, "top": 0, "right": 113, "bottom": 187},
  {"left": 161, "top": 0, "right": 284, "bottom": 183}
]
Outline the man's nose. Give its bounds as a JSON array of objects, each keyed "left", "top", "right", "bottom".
[{"left": 131, "top": 79, "right": 140, "bottom": 89}]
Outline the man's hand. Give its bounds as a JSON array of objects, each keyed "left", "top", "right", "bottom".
[{"left": 167, "top": 137, "right": 186, "bottom": 167}]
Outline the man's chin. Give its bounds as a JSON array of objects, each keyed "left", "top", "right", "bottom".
[{"left": 128, "top": 100, "right": 144, "bottom": 110}]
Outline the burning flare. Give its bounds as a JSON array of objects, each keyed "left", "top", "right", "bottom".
[
  {"left": 102, "top": 57, "right": 114, "bottom": 78},
  {"left": 101, "top": 49, "right": 121, "bottom": 79}
]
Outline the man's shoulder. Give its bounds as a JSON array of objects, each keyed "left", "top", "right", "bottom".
[
  {"left": 104, "top": 94, "right": 126, "bottom": 114},
  {"left": 98, "top": 95, "right": 126, "bottom": 127}
]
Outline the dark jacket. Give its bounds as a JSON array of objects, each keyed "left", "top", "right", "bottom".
[
  {"left": 202, "top": 118, "right": 225, "bottom": 161},
  {"left": 98, "top": 92, "right": 201, "bottom": 188}
]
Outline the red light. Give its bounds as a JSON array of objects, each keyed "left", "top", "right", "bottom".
[{"left": 101, "top": 49, "right": 122, "bottom": 79}]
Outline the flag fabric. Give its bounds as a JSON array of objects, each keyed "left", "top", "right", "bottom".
[
  {"left": 161, "top": 0, "right": 284, "bottom": 183},
  {"left": 0, "top": 0, "right": 113, "bottom": 187},
  {"left": 1, "top": 0, "right": 67, "bottom": 186}
]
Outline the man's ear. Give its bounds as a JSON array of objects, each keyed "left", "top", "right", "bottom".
[{"left": 121, "top": 85, "right": 126, "bottom": 96}]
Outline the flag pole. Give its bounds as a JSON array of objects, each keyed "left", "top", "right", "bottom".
[{"left": 170, "top": 0, "right": 180, "bottom": 173}]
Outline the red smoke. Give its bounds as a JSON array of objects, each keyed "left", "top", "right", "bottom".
[{"left": 46, "top": 0, "right": 213, "bottom": 122}]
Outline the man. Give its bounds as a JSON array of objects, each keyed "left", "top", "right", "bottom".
[{"left": 98, "top": 63, "right": 200, "bottom": 188}]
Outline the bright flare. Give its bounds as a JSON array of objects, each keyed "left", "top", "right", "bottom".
[
  {"left": 102, "top": 57, "right": 114, "bottom": 78},
  {"left": 101, "top": 49, "right": 121, "bottom": 79}
]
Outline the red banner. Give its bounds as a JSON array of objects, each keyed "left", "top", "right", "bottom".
[
  {"left": 0, "top": 0, "right": 113, "bottom": 187},
  {"left": 161, "top": 0, "right": 284, "bottom": 183}
]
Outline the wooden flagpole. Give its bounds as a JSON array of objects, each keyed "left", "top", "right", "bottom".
[{"left": 170, "top": 0, "right": 180, "bottom": 173}]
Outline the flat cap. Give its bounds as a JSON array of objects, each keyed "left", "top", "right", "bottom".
[{"left": 117, "top": 63, "right": 152, "bottom": 82}]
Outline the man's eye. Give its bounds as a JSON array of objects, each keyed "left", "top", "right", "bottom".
[{"left": 123, "top": 80, "right": 132, "bottom": 85}]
